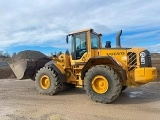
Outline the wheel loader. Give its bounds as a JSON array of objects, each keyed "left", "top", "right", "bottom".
[{"left": 9, "top": 28, "right": 157, "bottom": 103}]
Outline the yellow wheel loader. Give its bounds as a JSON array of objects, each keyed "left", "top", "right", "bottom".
[{"left": 9, "top": 28, "right": 157, "bottom": 103}]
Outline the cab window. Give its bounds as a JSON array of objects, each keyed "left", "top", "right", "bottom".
[
  {"left": 70, "top": 32, "right": 87, "bottom": 60},
  {"left": 91, "top": 33, "right": 100, "bottom": 49}
]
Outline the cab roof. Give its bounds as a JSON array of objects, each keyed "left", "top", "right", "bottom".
[{"left": 68, "top": 28, "right": 101, "bottom": 36}]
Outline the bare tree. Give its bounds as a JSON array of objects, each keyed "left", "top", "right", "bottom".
[
  {"left": 0, "top": 50, "right": 3, "bottom": 56},
  {"left": 3, "top": 52, "right": 11, "bottom": 58},
  {"left": 50, "top": 52, "right": 53, "bottom": 57},
  {"left": 12, "top": 52, "right": 17, "bottom": 58}
]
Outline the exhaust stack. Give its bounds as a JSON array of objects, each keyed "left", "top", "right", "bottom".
[{"left": 116, "top": 30, "right": 122, "bottom": 48}]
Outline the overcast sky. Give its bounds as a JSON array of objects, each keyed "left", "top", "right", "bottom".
[{"left": 0, "top": 0, "right": 160, "bottom": 54}]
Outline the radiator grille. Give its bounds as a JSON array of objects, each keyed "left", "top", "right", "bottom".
[{"left": 127, "top": 52, "right": 137, "bottom": 71}]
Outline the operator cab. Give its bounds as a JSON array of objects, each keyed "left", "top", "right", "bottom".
[{"left": 66, "top": 28, "right": 102, "bottom": 60}]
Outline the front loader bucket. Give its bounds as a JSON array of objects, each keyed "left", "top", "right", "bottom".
[
  {"left": 9, "top": 59, "right": 36, "bottom": 80},
  {"left": 9, "top": 50, "right": 52, "bottom": 80}
]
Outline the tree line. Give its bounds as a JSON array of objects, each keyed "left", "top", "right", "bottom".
[
  {"left": 0, "top": 50, "right": 13, "bottom": 58},
  {"left": 0, "top": 50, "right": 59, "bottom": 58}
]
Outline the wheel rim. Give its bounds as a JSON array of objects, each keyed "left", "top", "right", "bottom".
[
  {"left": 92, "top": 75, "right": 109, "bottom": 94},
  {"left": 40, "top": 75, "right": 51, "bottom": 89}
]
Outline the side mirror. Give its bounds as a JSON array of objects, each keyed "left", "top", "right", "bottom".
[
  {"left": 98, "top": 33, "right": 102, "bottom": 36},
  {"left": 66, "top": 35, "right": 68, "bottom": 44}
]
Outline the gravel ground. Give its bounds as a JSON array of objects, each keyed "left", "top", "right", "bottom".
[{"left": 0, "top": 79, "right": 160, "bottom": 120}]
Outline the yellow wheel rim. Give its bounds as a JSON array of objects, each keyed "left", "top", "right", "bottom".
[
  {"left": 40, "top": 75, "right": 51, "bottom": 89},
  {"left": 92, "top": 75, "right": 109, "bottom": 94}
]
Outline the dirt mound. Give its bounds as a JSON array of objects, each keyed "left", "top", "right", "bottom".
[
  {"left": 9, "top": 50, "right": 48, "bottom": 64},
  {"left": 0, "top": 57, "right": 15, "bottom": 79},
  {"left": 0, "top": 50, "right": 51, "bottom": 79},
  {"left": 0, "top": 67, "right": 16, "bottom": 79},
  {"left": 8, "top": 50, "right": 52, "bottom": 80}
]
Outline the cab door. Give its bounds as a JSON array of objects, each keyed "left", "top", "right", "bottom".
[{"left": 70, "top": 31, "right": 91, "bottom": 65}]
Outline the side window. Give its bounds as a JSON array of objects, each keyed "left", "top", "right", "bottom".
[
  {"left": 75, "top": 32, "right": 87, "bottom": 59},
  {"left": 91, "top": 33, "right": 100, "bottom": 49}
]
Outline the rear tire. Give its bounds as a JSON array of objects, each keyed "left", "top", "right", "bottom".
[
  {"left": 84, "top": 65, "right": 122, "bottom": 103},
  {"left": 35, "top": 67, "right": 61, "bottom": 95}
]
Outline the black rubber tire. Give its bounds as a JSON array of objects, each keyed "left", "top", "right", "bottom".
[
  {"left": 121, "top": 86, "right": 127, "bottom": 92},
  {"left": 84, "top": 65, "right": 122, "bottom": 104},
  {"left": 35, "top": 67, "right": 61, "bottom": 95}
]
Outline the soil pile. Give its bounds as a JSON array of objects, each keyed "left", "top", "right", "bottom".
[
  {"left": 0, "top": 58, "right": 15, "bottom": 79},
  {"left": 9, "top": 50, "right": 48, "bottom": 64},
  {"left": 0, "top": 67, "right": 16, "bottom": 79},
  {"left": 0, "top": 50, "right": 51, "bottom": 79}
]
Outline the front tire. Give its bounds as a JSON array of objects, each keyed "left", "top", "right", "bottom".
[
  {"left": 84, "top": 65, "right": 122, "bottom": 103},
  {"left": 35, "top": 67, "right": 61, "bottom": 95}
]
